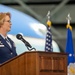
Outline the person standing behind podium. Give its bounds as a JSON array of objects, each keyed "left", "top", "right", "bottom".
[{"left": 0, "top": 12, "right": 17, "bottom": 64}]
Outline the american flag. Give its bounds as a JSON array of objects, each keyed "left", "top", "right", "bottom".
[{"left": 45, "top": 20, "right": 53, "bottom": 52}]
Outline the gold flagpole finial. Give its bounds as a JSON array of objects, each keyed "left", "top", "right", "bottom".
[
  {"left": 66, "top": 13, "right": 72, "bottom": 30},
  {"left": 47, "top": 11, "right": 51, "bottom": 27}
]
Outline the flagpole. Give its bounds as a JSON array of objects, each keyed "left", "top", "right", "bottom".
[
  {"left": 45, "top": 11, "right": 53, "bottom": 52},
  {"left": 65, "top": 13, "right": 75, "bottom": 75},
  {"left": 47, "top": 11, "right": 50, "bottom": 21},
  {"left": 66, "top": 13, "right": 71, "bottom": 25},
  {"left": 66, "top": 13, "right": 72, "bottom": 30},
  {"left": 46, "top": 11, "right": 52, "bottom": 27}
]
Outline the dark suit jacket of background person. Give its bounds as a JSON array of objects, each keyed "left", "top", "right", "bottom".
[{"left": 0, "top": 35, "right": 17, "bottom": 64}]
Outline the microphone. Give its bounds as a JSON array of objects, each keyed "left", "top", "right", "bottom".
[{"left": 16, "top": 34, "right": 32, "bottom": 48}]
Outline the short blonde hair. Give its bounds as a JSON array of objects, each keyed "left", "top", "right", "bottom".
[{"left": 0, "top": 12, "right": 11, "bottom": 27}]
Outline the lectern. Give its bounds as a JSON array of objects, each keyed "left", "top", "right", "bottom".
[{"left": 0, "top": 51, "right": 67, "bottom": 75}]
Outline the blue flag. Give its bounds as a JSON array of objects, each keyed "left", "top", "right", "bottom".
[{"left": 65, "top": 27, "right": 75, "bottom": 65}]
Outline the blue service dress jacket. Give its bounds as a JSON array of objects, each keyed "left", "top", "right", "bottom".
[{"left": 0, "top": 35, "right": 17, "bottom": 64}]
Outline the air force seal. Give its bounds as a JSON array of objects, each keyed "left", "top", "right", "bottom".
[{"left": 68, "top": 63, "right": 75, "bottom": 75}]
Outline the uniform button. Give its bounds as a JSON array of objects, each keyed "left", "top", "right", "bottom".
[{"left": 11, "top": 53, "right": 13, "bottom": 55}]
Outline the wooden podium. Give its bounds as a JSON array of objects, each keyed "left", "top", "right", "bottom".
[{"left": 0, "top": 51, "right": 67, "bottom": 75}]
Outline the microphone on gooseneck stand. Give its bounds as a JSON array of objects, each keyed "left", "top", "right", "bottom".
[{"left": 16, "top": 33, "right": 36, "bottom": 51}]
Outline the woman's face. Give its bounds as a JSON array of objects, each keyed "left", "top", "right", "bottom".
[{"left": 2, "top": 15, "right": 12, "bottom": 32}]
